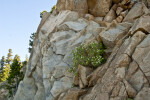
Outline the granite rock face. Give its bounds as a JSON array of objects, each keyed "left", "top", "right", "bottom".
[{"left": 13, "top": 0, "right": 150, "bottom": 100}]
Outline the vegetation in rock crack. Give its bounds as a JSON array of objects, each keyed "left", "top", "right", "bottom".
[
  {"left": 50, "top": 5, "right": 56, "bottom": 13},
  {"left": 28, "top": 32, "right": 36, "bottom": 53},
  {"left": 40, "top": 5, "right": 56, "bottom": 18},
  {"left": 40, "top": 10, "right": 47, "bottom": 18},
  {"left": 70, "top": 42, "right": 106, "bottom": 74}
]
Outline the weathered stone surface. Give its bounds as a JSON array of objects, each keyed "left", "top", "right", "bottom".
[
  {"left": 66, "top": 0, "right": 88, "bottom": 16},
  {"left": 129, "top": 15, "right": 150, "bottom": 35},
  {"left": 88, "top": 0, "right": 112, "bottom": 17},
  {"left": 53, "top": 62, "right": 69, "bottom": 79},
  {"left": 104, "top": 9, "right": 117, "bottom": 22},
  {"left": 50, "top": 77, "right": 72, "bottom": 98},
  {"left": 118, "top": 31, "right": 146, "bottom": 56},
  {"left": 14, "top": 77, "right": 37, "bottom": 100},
  {"left": 116, "top": 7, "right": 124, "bottom": 16},
  {"left": 57, "top": 0, "right": 88, "bottom": 16},
  {"left": 116, "top": 15, "right": 123, "bottom": 23},
  {"left": 94, "top": 17, "right": 104, "bottom": 23},
  {"left": 84, "top": 14, "right": 95, "bottom": 20},
  {"left": 59, "top": 21, "right": 88, "bottom": 32},
  {"left": 148, "top": 0, "right": 150, "bottom": 7},
  {"left": 123, "top": 3, "right": 146, "bottom": 22},
  {"left": 53, "top": 31, "right": 76, "bottom": 55},
  {"left": 13, "top": 1, "right": 150, "bottom": 100},
  {"left": 135, "top": 87, "right": 150, "bottom": 100},
  {"left": 62, "top": 88, "right": 87, "bottom": 100},
  {"left": 56, "top": 0, "right": 66, "bottom": 11},
  {"left": 78, "top": 65, "right": 93, "bottom": 88},
  {"left": 73, "top": 75, "right": 79, "bottom": 86},
  {"left": 100, "top": 23, "right": 130, "bottom": 48},
  {"left": 0, "top": 88, "right": 8, "bottom": 100},
  {"left": 120, "top": 10, "right": 128, "bottom": 17},
  {"left": 127, "top": 61, "right": 149, "bottom": 92},
  {"left": 112, "top": 0, "right": 122, "bottom": 4},
  {"left": 87, "top": 66, "right": 103, "bottom": 86},
  {"left": 132, "top": 34, "right": 150, "bottom": 83},
  {"left": 123, "top": 79, "right": 137, "bottom": 98},
  {"left": 95, "top": 93, "right": 109, "bottom": 100}
]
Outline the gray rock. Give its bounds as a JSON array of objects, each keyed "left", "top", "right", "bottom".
[
  {"left": 129, "top": 15, "right": 150, "bottom": 35},
  {"left": 123, "top": 3, "right": 147, "bottom": 22},
  {"left": 132, "top": 34, "right": 150, "bottom": 83},
  {"left": 51, "top": 77, "right": 72, "bottom": 98},
  {"left": 53, "top": 62, "right": 69, "bottom": 79},
  {"left": 104, "top": 9, "right": 117, "bottom": 23},
  {"left": 135, "top": 87, "right": 150, "bottom": 100},
  {"left": 100, "top": 24, "right": 130, "bottom": 48},
  {"left": 88, "top": 0, "right": 112, "bottom": 17}
]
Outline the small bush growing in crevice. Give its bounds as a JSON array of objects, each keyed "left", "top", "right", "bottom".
[
  {"left": 50, "top": 5, "right": 56, "bottom": 13},
  {"left": 69, "top": 42, "right": 106, "bottom": 74},
  {"left": 40, "top": 10, "right": 47, "bottom": 18}
]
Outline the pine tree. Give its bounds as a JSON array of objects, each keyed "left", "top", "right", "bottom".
[
  {"left": 6, "top": 49, "right": 13, "bottom": 64},
  {"left": 0, "top": 64, "right": 10, "bottom": 82},
  {"left": 28, "top": 33, "right": 36, "bottom": 53},
  {"left": 6, "top": 55, "right": 23, "bottom": 96},
  {"left": 1, "top": 56, "right": 6, "bottom": 70},
  {"left": 0, "top": 56, "right": 10, "bottom": 83}
]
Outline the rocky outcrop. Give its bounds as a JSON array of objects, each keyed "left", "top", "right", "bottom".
[
  {"left": 0, "top": 82, "right": 9, "bottom": 100},
  {"left": 57, "top": 0, "right": 112, "bottom": 17},
  {"left": 13, "top": 0, "right": 150, "bottom": 100}
]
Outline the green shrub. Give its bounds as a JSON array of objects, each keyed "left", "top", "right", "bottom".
[
  {"left": 70, "top": 42, "right": 106, "bottom": 74},
  {"left": 40, "top": 10, "right": 47, "bottom": 18},
  {"left": 50, "top": 5, "right": 56, "bottom": 13}
]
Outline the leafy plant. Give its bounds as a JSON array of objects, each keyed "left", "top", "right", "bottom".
[
  {"left": 70, "top": 42, "right": 106, "bottom": 74},
  {"left": 50, "top": 5, "right": 56, "bottom": 13},
  {"left": 40, "top": 10, "right": 47, "bottom": 18}
]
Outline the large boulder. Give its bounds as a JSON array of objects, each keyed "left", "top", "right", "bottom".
[
  {"left": 57, "top": 0, "right": 88, "bottom": 16},
  {"left": 65, "top": 0, "right": 88, "bottom": 16},
  {"left": 123, "top": 3, "right": 148, "bottom": 22},
  {"left": 50, "top": 77, "right": 73, "bottom": 98},
  {"left": 104, "top": 9, "right": 117, "bottom": 23},
  {"left": 132, "top": 34, "right": 150, "bottom": 83},
  {"left": 100, "top": 22, "right": 131, "bottom": 48},
  {"left": 135, "top": 87, "right": 150, "bottom": 100},
  {"left": 78, "top": 65, "right": 93, "bottom": 88},
  {"left": 61, "top": 88, "right": 87, "bottom": 100},
  {"left": 129, "top": 15, "right": 150, "bottom": 35},
  {"left": 56, "top": 0, "right": 66, "bottom": 11},
  {"left": 87, "top": 0, "right": 112, "bottom": 17}
]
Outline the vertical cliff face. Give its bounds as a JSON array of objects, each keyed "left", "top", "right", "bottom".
[{"left": 14, "top": 0, "right": 150, "bottom": 100}]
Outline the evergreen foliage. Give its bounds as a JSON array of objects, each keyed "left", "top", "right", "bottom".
[
  {"left": 40, "top": 10, "right": 47, "bottom": 18},
  {"left": 0, "top": 49, "right": 27, "bottom": 96},
  {"left": 6, "top": 49, "right": 13, "bottom": 64},
  {"left": 0, "top": 64, "right": 10, "bottom": 82},
  {"left": 0, "top": 50, "right": 12, "bottom": 83},
  {"left": 28, "top": 33, "right": 36, "bottom": 53},
  {"left": 1, "top": 56, "right": 6, "bottom": 70},
  {"left": 6, "top": 55, "right": 24, "bottom": 96},
  {"left": 50, "top": 5, "right": 56, "bottom": 13}
]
